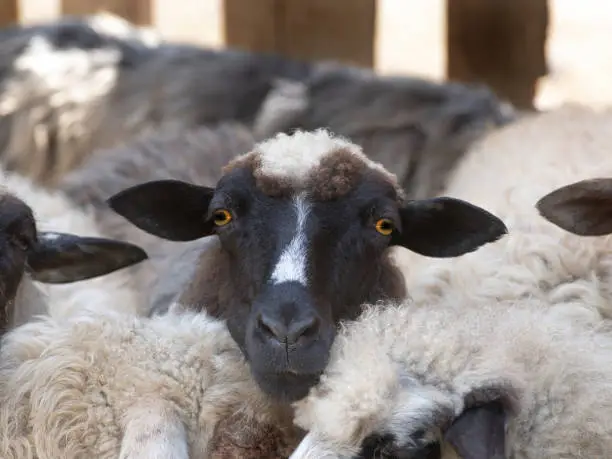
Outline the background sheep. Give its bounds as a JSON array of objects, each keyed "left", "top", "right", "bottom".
[
  {"left": 0, "top": 185, "right": 147, "bottom": 336},
  {"left": 0, "top": 165, "right": 147, "bottom": 319},
  {"left": 0, "top": 14, "right": 514, "bottom": 197},
  {"left": 393, "top": 104, "right": 612, "bottom": 325},
  {"left": 253, "top": 64, "right": 517, "bottom": 199},
  {"left": 289, "top": 297, "right": 612, "bottom": 458},
  {"left": 0, "top": 15, "right": 311, "bottom": 186},
  {"left": 106, "top": 128, "right": 507, "bottom": 402},
  {"left": 0, "top": 306, "right": 302, "bottom": 459}
]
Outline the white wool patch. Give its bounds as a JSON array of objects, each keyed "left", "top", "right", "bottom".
[
  {"left": 270, "top": 194, "right": 311, "bottom": 286},
  {"left": 255, "top": 129, "right": 364, "bottom": 185},
  {"left": 289, "top": 432, "right": 341, "bottom": 459}
]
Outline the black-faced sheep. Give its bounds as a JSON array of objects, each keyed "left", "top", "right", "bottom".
[
  {"left": 107, "top": 128, "right": 508, "bottom": 402},
  {"left": 0, "top": 164, "right": 149, "bottom": 322},
  {"left": 394, "top": 104, "right": 612, "bottom": 325},
  {"left": 289, "top": 297, "right": 612, "bottom": 459},
  {"left": 253, "top": 64, "right": 517, "bottom": 200},
  {"left": 0, "top": 187, "right": 146, "bottom": 336}
]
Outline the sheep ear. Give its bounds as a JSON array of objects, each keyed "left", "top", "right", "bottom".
[
  {"left": 536, "top": 178, "right": 612, "bottom": 236},
  {"left": 443, "top": 400, "right": 506, "bottom": 459},
  {"left": 28, "top": 232, "right": 148, "bottom": 284},
  {"left": 394, "top": 197, "right": 507, "bottom": 257},
  {"left": 107, "top": 179, "right": 216, "bottom": 241}
]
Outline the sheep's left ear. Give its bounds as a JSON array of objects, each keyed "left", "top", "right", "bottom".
[
  {"left": 536, "top": 178, "right": 612, "bottom": 236},
  {"left": 27, "top": 231, "right": 148, "bottom": 284},
  {"left": 442, "top": 400, "right": 507, "bottom": 459},
  {"left": 393, "top": 197, "right": 507, "bottom": 257}
]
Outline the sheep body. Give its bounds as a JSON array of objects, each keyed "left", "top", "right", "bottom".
[
  {"left": 0, "top": 306, "right": 299, "bottom": 459},
  {"left": 290, "top": 297, "right": 612, "bottom": 458},
  {"left": 393, "top": 104, "right": 612, "bottom": 324}
]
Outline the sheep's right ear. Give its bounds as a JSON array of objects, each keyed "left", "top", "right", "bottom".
[
  {"left": 107, "top": 180, "right": 216, "bottom": 241},
  {"left": 394, "top": 197, "right": 507, "bottom": 257},
  {"left": 536, "top": 178, "right": 612, "bottom": 236}
]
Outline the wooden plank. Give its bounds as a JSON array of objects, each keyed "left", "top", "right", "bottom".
[
  {"left": 446, "top": 0, "right": 549, "bottom": 110},
  {"left": 223, "top": 0, "right": 376, "bottom": 68},
  {"left": 0, "top": 0, "right": 19, "bottom": 27},
  {"left": 62, "top": 0, "right": 152, "bottom": 25},
  {"left": 223, "top": 0, "right": 278, "bottom": 52},
  {"left": 280, "top": 0, "right": 376, "bottom": 67}
]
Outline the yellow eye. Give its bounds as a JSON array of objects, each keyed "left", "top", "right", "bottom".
[
  {"left": 213, "top": 209, "right": 232, "bottom": 226},
  {"left": 375, "top": 218, "right": 394, "bottom": 236}
]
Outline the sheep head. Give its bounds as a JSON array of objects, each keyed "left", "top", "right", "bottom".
[{"left": 106, "top": 129, "right": 507, "bottom": 402}]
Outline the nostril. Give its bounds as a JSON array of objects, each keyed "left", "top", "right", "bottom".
[
  {"left": 257, "top": 313, "right": 287, "bottom": 342},
  {"left": 286, "top": 316, "right": 319, "bottom": 344}
]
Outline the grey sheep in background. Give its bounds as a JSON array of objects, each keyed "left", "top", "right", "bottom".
[
  {"left": 0, "top": 14, "right": 515, "bottom": 197},
  {"left": 0, "top": 14, "right": 312, "bottom": 186}
]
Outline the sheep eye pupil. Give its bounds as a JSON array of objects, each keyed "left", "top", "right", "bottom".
[
  {"left": 376, "top": 218, "right": 393, "bottom": 235},
  {"left": 213, "top": 210, "right": 232, "bottom": 226}
]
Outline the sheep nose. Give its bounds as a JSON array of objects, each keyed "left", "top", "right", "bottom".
[{"left": 257, "top": 312, "right": 320, "bottom": 345}]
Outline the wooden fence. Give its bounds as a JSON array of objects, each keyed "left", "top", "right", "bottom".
[{"left": 1, "top": 0, "right": 549, "bottom": 110}]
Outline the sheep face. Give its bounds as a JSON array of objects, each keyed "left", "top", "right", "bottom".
[
  {"left": 107, "top": 129, "right": 507, "bottom": 402},
  {"left": 0, "top": 191, "right": 148, "bottom": 333}
]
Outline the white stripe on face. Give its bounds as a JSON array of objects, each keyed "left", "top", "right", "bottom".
[{"left": 270, "top": 194, "right": 310, "bottom": 286}]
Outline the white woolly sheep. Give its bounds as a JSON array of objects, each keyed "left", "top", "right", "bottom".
[
  {"left": 253, "top": 64, "right": 516, "bottom": 200},
  {"left": 0, "top": 165, "right": 148, "bottom": 323},
  {"left": 393, "top": 104, "right": 612, "bottom": 325},
  {"left": 106, "top": 128, "right": 507, "bottom": 402},
  {"left": 0, "top": 306, "right": 302, "bottom": 459},
  {"left": 289, "top": 297, "right": 612, "bottom": 458},
  {"left": 57, "top": 122, "right": 256, "bottom": 313}
]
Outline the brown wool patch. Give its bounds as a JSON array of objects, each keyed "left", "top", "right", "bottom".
[
  {"left": 307, "top": 148, "right": 367, "bottom": 200},
  {"left": 210, "top": 417, "right": 299, "bottom": 459},
  {"left": 222, "top": 150, "right": 261, "bottom": 176}
]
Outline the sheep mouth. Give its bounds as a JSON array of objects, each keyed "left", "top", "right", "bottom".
[{"left": 252, "top": 369, "right": 323, "bottom": 402}]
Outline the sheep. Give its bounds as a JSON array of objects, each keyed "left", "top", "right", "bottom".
[
  {"left": 0, "top": 14, "right": 163, "bottom": 185},
  {"left": 105, "top": 128, "right": 508, "bottom": 402},
  {"left": 392, "top": 104, "right": 612, "bottom": 325},
  {"left": 58, "top": 122, "right": 256, "bottom": 314},
  {"left": 0, "top": 305, "right": 304, "bottom": 459},
  {"left": 252, "top": 64, "right": 517, "bottom": 200},
  {"left": 0, "top": 165, "right": 148, "bottom": 320},
  {"left": 0, "top": 13, "right": 515, "bottom": 194},
  {"left": 0, "top": 15, "right": 312, "bottom": 186},
  {"left": 0, "top": 185, "right": 147, "bottom": 336},
  {"left": 288, "top": 296, "right": 612, "bottom": 459}
]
